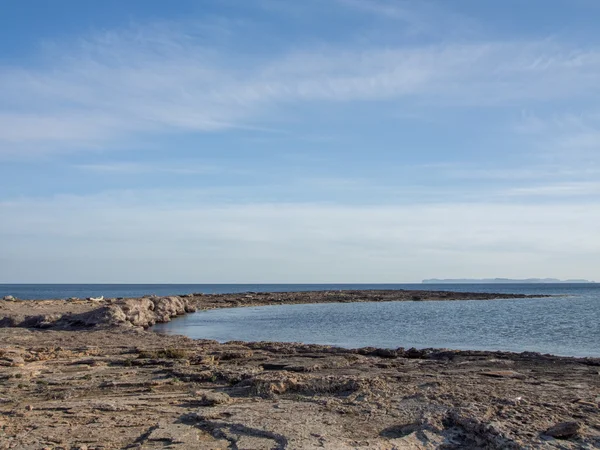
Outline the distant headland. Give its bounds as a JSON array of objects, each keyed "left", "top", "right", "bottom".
[{"left": 422, "top": 278, "right": 595, "bottom": 284}]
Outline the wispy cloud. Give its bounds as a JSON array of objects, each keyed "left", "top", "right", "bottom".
[
  {"left": 505, "top": 181, "right": 600, "bottom": 197},
  {"left": 1, "top": 16, "right": 600, "bottom": 157},
  {"left": 514, "top": 110, "right": 600, "bottom": 165},
  {"left": 1, "top": 191, "right": 599, "bottom": 282},
  {"left": 73, "top": 161, "right": 249, "bottom": 175},
  {"left": 336, "top": 0, "right": 481, "bottom": 37}
]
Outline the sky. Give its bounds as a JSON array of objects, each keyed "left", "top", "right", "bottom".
[{"left": 1, "top": 0, "right": 599, "bottom": 283}]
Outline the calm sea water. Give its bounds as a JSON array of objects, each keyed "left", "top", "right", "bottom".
[
  {"left": 149, "top": 283, "right": 599, "bottom": 358},
  {"left": 2, "top": 283, "right": 598, "bottom": 357}
]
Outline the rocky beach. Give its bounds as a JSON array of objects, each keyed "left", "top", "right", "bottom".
[{"left": 0, "top": 291, "right": 598, "bottom": 449}]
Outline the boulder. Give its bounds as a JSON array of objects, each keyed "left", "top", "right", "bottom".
[
  {"left": 194, "top": 391, "right": 232, "bottom": 406},
  {"left": 544, "top": 421, "right": 580, "bottom": 439},
  {"left": 153, "top": 296, "right": 186, "bottom": 322},
  {"left": 2, "top": 295, "right": 15, "bottom": 301},
  {"left": 80, "top": 305, "right": 129, "bottom": 328},
  {"left": 119, "top": 298, "right": 156, "bottom": 327}
]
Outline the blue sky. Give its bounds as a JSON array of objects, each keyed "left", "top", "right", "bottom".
[{"left": 1, "top": 0, "right": 599, "bottom": 283}]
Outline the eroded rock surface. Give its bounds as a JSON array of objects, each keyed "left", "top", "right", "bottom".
[
  {"left": 0, "top": 291, "right": 598, "bottom": 449},
  {"left": 0, "top": 295, "right": 197, "bottom": 330},
  {"left": 0, "top": 327, "right": 598, "bottom": 449}
]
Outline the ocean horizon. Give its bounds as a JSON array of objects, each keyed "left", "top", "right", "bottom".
[{"left": 2, "top": 282, "right": 599, "bottom": 300}]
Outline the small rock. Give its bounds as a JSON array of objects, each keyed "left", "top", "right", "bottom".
[
  {"left": 405, "top": 348, "right": 427, "bottom": 359},
  {"left": 544, "top": 421, "right": 580, "bottom": 439},
  {"left": 479, "top": 370, "right": 525, "bottom": 379},
  {"left": 93, "top": 402, "right": 133, "bottom": 412},
  {"left": 0, "top": 355, "right": 25, "bottom": 367},
  {"left": 574, "top": 399, "right": 597, "bottom": 408},
  {"left": 194, "top": 391, "right": 232, "bottom": 406},
  {"left": 147, "top": 423, "right": 199, "bottom": 444},
  {"left": 373, "top": 348, "right": 397, "bottom": 358}
]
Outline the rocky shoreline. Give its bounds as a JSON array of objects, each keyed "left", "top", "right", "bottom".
[
  {"left": 0, "top": 289, "right": 551, "bottom": 330},
  {"left": 1, "top": 290, "right": 598, "bottom": 449}
]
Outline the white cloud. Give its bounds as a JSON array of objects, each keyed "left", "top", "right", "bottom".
[
  {"left": 336, "top": 0, "right": 481, "bottom": 37},
  {"left": 1, "top": 19, "right": 600, "bottom": 156},
  {"left": 505, "top": 181, "right": 600, "bottom": 197},
  {"left": 73, "top": 161, "right": 248, "bottom": 175},
  {"left": 1, "top": 192, "right": 599, "bottom": 282}
]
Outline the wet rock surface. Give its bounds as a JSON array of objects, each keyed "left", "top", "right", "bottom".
[{"left": 0, "top": 291, "right": 598, "bottom": 449}]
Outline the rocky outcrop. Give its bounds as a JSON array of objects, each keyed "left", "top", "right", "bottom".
[
  {"left": 85, "top": 296, "right": 196, "bottom": 328},
  {"left": 154, "top": 296, "right": 195, "bottom": 321},
  {"left": 0, "top": 296, "right": 197, "bottom": 330},
  {"left": 0, "top": 288, "right": 555, "bottom": 335},
  {"left": 118, "top": 297, "right": 157, "bottom": 327}
]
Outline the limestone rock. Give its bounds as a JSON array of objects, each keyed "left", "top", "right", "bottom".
[
  {"left": 153, "top": 296, "right": 186, "bottom": 322},
  {"left": 0, "top": 296, "right": 198, "bottom": 330},
  {"left": 119, "top": 298, "right": 156, "bottom": 327},
  {"left": 195, "top": 391, "right": 232, "bottom": 406},
  {"left": 62, "top": 305, "right": 128, "bottom": 329},
  {"left": 0, "top": 354, "right": 25, "bottom": 367},
  {"left": 21, "top": 314, "right": 63, "bottom": 328},
  {"left": 480, "top": 370, "right": 526, "bottom": 379},
  {"left": 544, "top": 421, "right": 580, "bottom": 439}
]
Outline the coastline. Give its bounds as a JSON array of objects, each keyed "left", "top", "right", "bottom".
[
  {"left": 0, "top": 289, "right": 552, "bottom": 330},
  {"left": 1, "top": 291, "right": 598, "bottom": 448}
]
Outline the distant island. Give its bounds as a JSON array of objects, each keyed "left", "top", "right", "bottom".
[{"left": 422, "top": 278, "right": 595, "bottom": 284}]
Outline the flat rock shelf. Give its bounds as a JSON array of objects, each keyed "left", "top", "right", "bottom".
[{"left": 0, "top": 290, "right": 598, "bottom": 449}]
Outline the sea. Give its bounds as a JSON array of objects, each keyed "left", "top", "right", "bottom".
[{"left": 1, "top": 283, "right": 599, "bottom": 357}]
